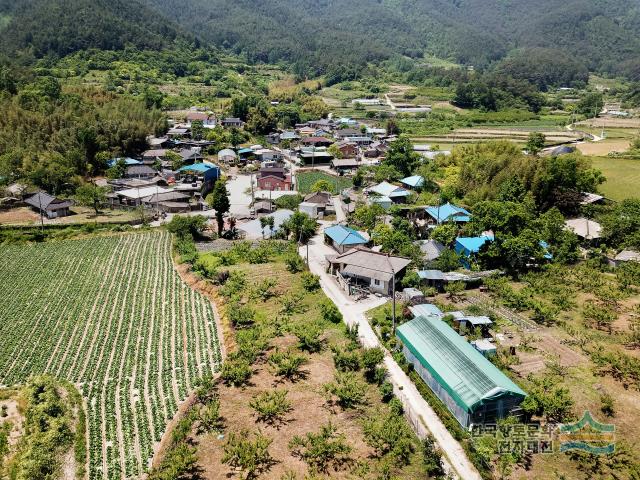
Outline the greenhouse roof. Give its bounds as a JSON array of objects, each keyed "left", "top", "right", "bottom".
[{"left": 396, "top": 315, "right": 526, "bottom": 412}]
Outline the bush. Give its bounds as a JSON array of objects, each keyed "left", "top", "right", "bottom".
[
  {"left": 221, "top": 355, "right": 253, "bottom": 386},
  {"left": 363, "top": 410, "right": 415, "bottom": 466},
  {"left": 228, "top": 302, "right": 256, "bottom": 329},
  {"left": 379, "top": 381, "right": 394, "bottom": 402},
  {"left": 300, "top": 271, "right": 320, "bottom": 291},
  {"left": 222, "top": 430, "right": 273, "bottom": 479},
  {"left": 251, "top": 278, "right": 278, "bottom": 302},
  {"left": 422, "top": 435, "right": 446, "bottom": 478},
  {"left": 236, "top": 327, "right": 269, "bottom": 364},
  {"left": 293, "top": 323, "right": 323, "bottom": 352},
  {"left": 332, "top": 347, "right": 361, "bottom": 372},
  {"left": 219, "top": 271, "right": 247, "bottom": 298},
  {"left": 279, "top": 292, "right": 307, "bottom": 317},
  {"left": 285, "top": 254, "right": 305, "bottom": 273},
  {"left": 249, "top": 390, "right": 292, "bottom": 424},
  {"left": 324, "top": 372, "right": 367, "bottom": 409},
  {"left": 320, "top": 300, "right": 343, "bottom": 324},
  {"left": 268, "top": 349, "right": 307, "bottom": 381},
  {"left": 600, "top": 393, "right": 615, "bottom": 417},
  {"left": 361, "top": 347, "right": 385, "bottom": 382},
  {"left": 289, "top": 422, "right": 352, "bottom": 473},
  {"left": 196, "top": 398, "right": 223, "bottom": 434}
]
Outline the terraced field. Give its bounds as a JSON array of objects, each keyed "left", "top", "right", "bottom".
[{"left": 0, "top": 231, "right": 222, "bottom": 479}]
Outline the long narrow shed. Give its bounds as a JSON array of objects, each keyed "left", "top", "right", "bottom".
[{"left": 396, "top": 315, "right": 526, "bottom": 428}]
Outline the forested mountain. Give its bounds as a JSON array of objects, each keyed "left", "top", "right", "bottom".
[
  {"left": 0, "top": 0, "right": 189, "bottom": 59},
  {"left": 145, "top": 0, "right": 640, "bottom": 78}
]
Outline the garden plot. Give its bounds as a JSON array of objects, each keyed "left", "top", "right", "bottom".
[{"left": 0, "top": 231, "right": 221, "bottom": 479}]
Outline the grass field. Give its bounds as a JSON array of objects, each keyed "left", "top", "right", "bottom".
[
  {"left": 296, "top": 170, "right": 353, "bottom": 194},
  {"left": 591, "top": 156, "right": 640, "bottom": 200},
  {"left": 0, "top": 231, "right": 221, "bottom": 479}
]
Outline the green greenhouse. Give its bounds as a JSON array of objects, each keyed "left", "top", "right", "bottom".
[{"left": 397, "top": 315, "right": 526, "bottom": 428}]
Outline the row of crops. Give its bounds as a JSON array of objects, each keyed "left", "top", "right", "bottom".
[{"left": 0, "top": 231, "right": 222, "bottom": 479}]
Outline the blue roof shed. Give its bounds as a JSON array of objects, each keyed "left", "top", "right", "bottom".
[
  {"left": 400, "top": 175, "right": 425, "bottom": 189},
  {"left": 324, "top": 225, "right": 368, "bottom": 252}
]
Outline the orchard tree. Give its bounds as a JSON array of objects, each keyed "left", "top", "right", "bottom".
[{"left": 526, "top": 132, "right": 546, "bottom": 155}]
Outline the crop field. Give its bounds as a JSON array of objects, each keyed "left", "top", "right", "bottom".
[
  {"left": 0, "top": 231, "right": 221, "bottom": 479},
  {"left": 296, "top": 170, "right": 353, "bottom": 194}
]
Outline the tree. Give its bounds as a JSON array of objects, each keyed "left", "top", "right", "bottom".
[
  {"left": 583, "top": 301, "right": 616, "bottom": 334},
  {"left": 386, "top": 118, "right": 400, "bottom": 136},
  {"left": 352, "top": 204, "right": 385, "bottom": 233},
  {"left": 282, "top": 211, "right": 317, "bottom": 243},
  {"left": 222, "top": 430, "right": 273, "bottom": 479},
  {"left": 268, "top": 349, "right": 307, "bottom": 380},
  {"left": 383, "top": 136, "right": 420, "bottom": 176},
  {"left": 526, "top": 132, "right": 546, "bottom": 155},
  {"left": 207, "top": 180, "right": 230, "bottom": 235},
  {"left": 259, "top": 216, "right": 275, "bottom": 238},
  {"left": 363, "top": 410, "right": 415, "bottom": 466},
  {"left": 324, "top": 372, "right": 367, "bottom": 409},
  {"left": 431, "top": 223, "right": 458, "bottom": 247},
  {"left": 576, "top": 92, "right": 603, "bottom": 118},
  {"left": 166, "top": 215, "right": 207, "bottom": 239},
  {"left": 75, "top": 183, "right": 107, "bottom": 216},
  {"left": 445, "top": 281, "right": 466, "bottom": 301},
  {"left": 311, "top": 179, "right": 332, "bottom": 193},
  {"left": 190, "top": 120, "right": 205, "bottom": 140},
  {"left": 327, "top": 143, "right": 343, "bottom": 159},
  {"left": 166, "top": 150, "right": 184, "bottom": 171}
]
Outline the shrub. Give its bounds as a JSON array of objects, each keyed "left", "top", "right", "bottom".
[
  {"left": 379, "top": 381, "right": 394, "bottom": 402},
  {"left": 279, "top": 292, "right": 307, "bottom": 317},
  {"left": 285, "top": 254, "right": 305, "bottom": 273},
  {"left": 363, "top": 410, "right": 415, "bottom": 466},
  {"left": 600, "top": 393, "right": 615, "bottom": 417},
  {"left": 252, "top": 278, "right": 278, "bottom": 302},
  {"left": 222, "top": 430, "right": 273, "bottom": 479},
  {"left": 293, "top": 323, "right": 323, "bottom": 353},
  {"left": 247, "top": 246, "right": 270, "bottom": 264},
  {"left": 228, "top": 303, "right": 256, "bottom": 329},
  {"left": 219, "top": 271, "right": 247, "bottom": 298},
  {"left": 289, "top": 422, "right": 352, "bottom": 473},
  {"left": 197, "top": 398, "right": 223, "bottom": 434},
  {"left": 332, "top": 347, "right": 361, "bottom": 372},
  {"left": 361, "top": 347, "right": 385, "bottom": 382},
  {"left": 422, "top": 435, "right": 446, "bottom": 478},
  {"left": 249, "top": 390, "right": 292, "bottom": 424},
  {"left": 300, "top": 271, "right": 321, "bottom": 291},
  {"left": 324, "top": 372, "right": 367, "bottom": 409},
  {"left": 221, "top": 355, "right": 252, "bottom": 387},
  {"left": 320, "top": 300, "right": 342, "bottom": 324},
  {"left": 268, "top": 349, "right": 307, "bottom": 381},
  {"left": 236, "top": 327, "right": 269, "bottom": 364}
]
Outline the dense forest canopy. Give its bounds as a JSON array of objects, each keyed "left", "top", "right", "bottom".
[
  {"left": 0, "top": 0, "right": 188, "bottom": 59},
  {"left": 145, "top": 0, "right": 640, "bottom": 79}
]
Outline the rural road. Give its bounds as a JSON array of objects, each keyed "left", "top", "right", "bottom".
[{"left": 301, "top": 225, "right": 482, "bottom": 480}]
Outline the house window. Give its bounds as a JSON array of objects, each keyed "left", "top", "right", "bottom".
[{"left": 374, "top": 279, "right": 380, "bottom": 286}]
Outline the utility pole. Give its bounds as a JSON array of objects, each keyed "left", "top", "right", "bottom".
[{"left": 38, "top": 193, "right": 44, "bottom": 233}]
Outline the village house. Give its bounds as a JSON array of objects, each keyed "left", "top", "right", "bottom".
[
  {"left": 330, "top": 158, "right": 360, "bottom": 174},
  {"left": 455, "top": 233, "right": 494, "bottom": 268},
  {"left": 335, "top": 140, "right": 359, "bottom": 158},
  {"left": 334, "top": 128, "right": 364, "bottom": 140},
  {"left": 299, "top": 191, "right": 334, "bottom": 218},
  {"left": 185, "top": 111, "right": 216, "bottom": 128},
  {"left": 417, "top": 239, "right": 446, "bottom": 264},
  {"left": 24, "top": 192, "right": 73, "bottom": 219},
  {"left": 221, "top": 117, "right": 244, "bottom": 128},
  {"left": 141, "top": 149, "right": 168, "bottom": 165},
  {"left": 324, "top": 225, "right": 369, "bottom": 253},
  {"left": 609, "top": 249, "right": 640, "bottom": 268},
  {"left": 367, "top": 181, "right": 411, "bottom": 206},
  {"left": 565, "top": 217, "right": 602, "bottom": 243},
  {"left": 327, "top": 247, "right": 411, "bottom": 296},
  {"left": 125, "top": 165, "right": 157, "bottom": 179},
  {"left": 400, "top": 175, "right": 425, "bottom": 190},
  {"left": 256, "top": 164, "right": 293, "bottom": 192},
  {"left": 217, "top": 148, "right": 238, "bottom": 164},
  {"left": 425, "top": 202, "right": 471, "bottom": 225},
  {"left": 141, "top": 191, "right": 191, "bottom": 213},
  {"left": 177, "top": 147, "right": 203, "bottom": 164},
  {"left": 300, "top": 136, "right": 334, "bottom": 148}
]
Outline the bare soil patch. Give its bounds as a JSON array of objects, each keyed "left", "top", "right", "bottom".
[
  {"left": 577, "top": 139, "right": 630, "bottom": 156},
  {"left": 0, "top": 207, "right": 39, "bottom": 225}
]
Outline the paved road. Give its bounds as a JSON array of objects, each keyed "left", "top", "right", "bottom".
[{"left": 302, "top": 225, "right": 482, "bottom": 480}]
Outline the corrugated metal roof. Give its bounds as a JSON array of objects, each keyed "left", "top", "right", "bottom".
[
  {"left": 425, "top": 202, "right": 471, "bottom": 223},
  {"left": 396, "top": 315, "right": 526, "bottom": 412},
  {"left": 324, "top": 225, "right": 368, "bottom": 246}
]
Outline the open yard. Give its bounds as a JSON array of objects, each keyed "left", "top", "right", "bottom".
[
  {"left": 591, "top": 156, "right": 640, "bottom": 200},
  {"left": 0, "top": 231, "right": 222, "bottom": 479}
]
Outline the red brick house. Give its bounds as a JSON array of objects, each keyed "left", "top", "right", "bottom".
[
  {"left": 336, "top": 141, "right": 359, "bottom": 158},
  {"left": 257, "top": 174, "right": 293, "bottom": 191}
]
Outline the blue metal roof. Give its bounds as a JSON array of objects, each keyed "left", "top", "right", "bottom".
[
  {"left": 425, "top": 202, "right": 471, "bottom": 223},
  {"left": 400, "top": 175, "right": 425, "bottom": 188},
  {"left": 455, "top": 236, "right": 492, "bottom": 255},
  {"left": 238, "top": 148, "right": 254, "bottom": 154},
  {"left": 324, "top": 225, "right": 368, "bottom": 246},
  {"left": 177, "top": 163, "right": 218, "bottom": 173},
  {"left": 108, "top": 157, "right": 141, "bottom": 167}
]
